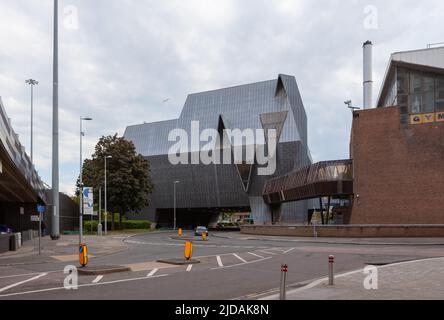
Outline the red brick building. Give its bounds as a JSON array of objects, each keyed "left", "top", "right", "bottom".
[
  {"left": 350, "top": 46, "right": 444, "bottom": 224},
  {"left": 350, "top": 106, "right": 444, "bottom": 224}
]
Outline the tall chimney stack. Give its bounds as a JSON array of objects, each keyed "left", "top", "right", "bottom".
[{"left": 363, "top": 40, "right": 373, "bottom": 109}]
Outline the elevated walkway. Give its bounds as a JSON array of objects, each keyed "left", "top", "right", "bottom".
[{"left": 263, "top": 160, "right": 354, "bottom": 205}]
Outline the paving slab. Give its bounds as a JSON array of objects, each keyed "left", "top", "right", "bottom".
[{"left": 261, "top": 257, "right": 444, "bottom": 300}]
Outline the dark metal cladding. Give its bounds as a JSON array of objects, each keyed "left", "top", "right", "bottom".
[{"left": 124, "top": 75, "right": 312, "bottom": 225}]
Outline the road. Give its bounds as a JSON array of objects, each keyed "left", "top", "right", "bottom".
[{"left": 1, "top": 231, "right": 444, "bottom": 300}]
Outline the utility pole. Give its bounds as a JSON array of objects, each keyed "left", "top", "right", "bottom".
[{"left": 51, "top": 0, "right": 60, "bottom": 240}]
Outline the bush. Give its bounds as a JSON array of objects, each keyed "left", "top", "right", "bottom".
[
  {"left": 120, "top": 220, "right": 151, "bottom": 230},
  {"left": 83, "top": 219, "right": 151, "bottom": 232}
]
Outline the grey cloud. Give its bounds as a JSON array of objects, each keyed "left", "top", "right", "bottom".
[{"left": 0, "top": 0, "right": 442, "bottom": 194}]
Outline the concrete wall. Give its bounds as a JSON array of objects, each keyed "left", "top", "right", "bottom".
[
  {"left": 44, "top": 191, "right": 79, "bottom": 233},
  {"left": 241, "top": 225, "right": 444, "bottom": 238},
  {"left": 350, "top": 107, "right": 444, "bottom": 224}
]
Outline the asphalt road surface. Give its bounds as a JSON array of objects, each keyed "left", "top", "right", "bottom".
[{"left": 1, "top": 231, "right": 444, "bottom": 300}]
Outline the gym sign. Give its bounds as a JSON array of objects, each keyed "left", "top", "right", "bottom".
[{"left": 410, "top": 112, "right": 444, "bottom": 125}]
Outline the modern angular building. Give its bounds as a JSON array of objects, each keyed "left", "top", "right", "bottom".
[{"left": 124, "top": 74, "right": 312, "bottom": 228}]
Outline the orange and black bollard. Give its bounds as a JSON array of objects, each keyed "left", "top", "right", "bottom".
[
  {"left": 184, "top": 240, "right": 193, "bottom": 261},
  {"left": 79, "top": 244, "right": 88, "bottom": 267}
]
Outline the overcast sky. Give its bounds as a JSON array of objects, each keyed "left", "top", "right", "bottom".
[{"left": 0, "top": 0, "right": 443, "bottom": 195}]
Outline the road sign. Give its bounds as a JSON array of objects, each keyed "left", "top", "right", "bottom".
[
  {"left": 31, "top": 215, "right": 40, "bottom": 222},
  {"left": 37, "top": 205, "right": 46, "bottom": 214},
  {"left": 83, "top": 187, "right": 94, "bottom": 216}
]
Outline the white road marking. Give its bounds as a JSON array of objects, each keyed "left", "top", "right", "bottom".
[
  {"left": 211, "top": 257, "right": 272, "bottom": 270},
  {"left": 259, "top": 250, "right": 277, "bottom": 255},
  {"left": 283, "top": 248, "right": 296, "bottom": 254},
  {"left": 147, "top": 269, "right": 159, "bottom": 277},
  {"left": 247, "top": 252, "right": 265, "bottom": 259},
  {"left": 92, "top": 275, "right": 103, "bottom": 283},
  {"left": 186, "top": 265, "right": 193, "bottom": 272},
  {"left": 232, "top": 253, "right": 247, "bottom": 263},
  {"left": 0, "top": 269, "right": 63, "bottom": 280},
  {"left": 0, "top": 274, "right": 169, "bottom": 298},
  {"left": 216, "top": 256, "right": 224, "bottom": 267},
  {"left": 0, "top": 273, "right": 48, "bottom": 293}
]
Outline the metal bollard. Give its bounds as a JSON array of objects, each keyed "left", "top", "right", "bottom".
[
  {"left": 280, "top": 264, "right": 288, "bottom": 300},
  {"left": 328, "top": 255, "right": 335, "bottom": 286}
]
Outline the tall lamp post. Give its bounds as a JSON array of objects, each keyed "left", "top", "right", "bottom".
[
  {"left": 79, "top": 116, "right": 93, "bottom": 245},
  {"left": 173, "top": 181, "right": 180, "bottom": 230},
  {"left": 51, "top": 0, "right": 60, "bottom": 240},
  {"left": 104, "top": 155, "right": 112, "bottom": 236},
  {"left": 25, "top": 79, "right": 38, "bottom": 164}
]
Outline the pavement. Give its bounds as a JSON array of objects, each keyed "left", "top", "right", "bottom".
[
  {"left": 0, "top": 234, "right": 129, "bottom": 266},
  {"left": 262, "top": 257, "right": 444, "bottom": 300}
]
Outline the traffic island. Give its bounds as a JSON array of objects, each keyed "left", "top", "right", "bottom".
[
  {"left": 157, "top": 258, "right": 200, "bottom": 266},
  {"left": 77, "top": 265, "right": 131, "bottom": 276}
]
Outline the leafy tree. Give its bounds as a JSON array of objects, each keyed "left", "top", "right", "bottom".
[{"left": 76, "top": 134, "right": 153, "bottom": 230}]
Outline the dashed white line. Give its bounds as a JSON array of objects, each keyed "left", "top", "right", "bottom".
[
  {"left": 216, "top": 256, "right": 224, "bottom": 267},
  {"left": 232, "top": 253, "right": 247, "bottom": 263},
  {"left": 0, "top": 273, "right": 48, "bottom": 293},
  {"left": 92, "top": 275, "right": 103, "bottom": 283},
  {"left": 147, "top": 269, "right": 159, "bottom": 277},
  {"left": 247, "top": 252, "right": 265, "bottom": 259},
  {"left": 186, "top": 265, "right": 193, "bottom": 272},
  {"left": 283, "top": 248, "right": 296, "bottom": 254}
]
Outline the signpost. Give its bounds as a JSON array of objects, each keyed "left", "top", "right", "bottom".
[
  {"left": 83, "top": 187, "right": 94, "bottom": 216},
  {"left": 37, "top": 205, "right": 46, "bottom": 255}
]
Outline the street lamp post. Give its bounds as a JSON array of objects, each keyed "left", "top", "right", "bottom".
[
  {"left": 51, "top": 0, "right": 60, "bottom": 240},
  {"left": 173, "top": 181, "right": 180, "bottom": 230},
  {"left": 104, "top": 156, "right": 112, "bottom": 236},
  {"left": 98, "top": 185, "right": 102, "bottom": 236},
  {"left": 79, "top": 116, "right": 93, "bottom": 245},
  {"left": 25, "top": 79, "right": 38, "bottom": 164}
]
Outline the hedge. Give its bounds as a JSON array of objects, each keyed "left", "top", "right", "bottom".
[{"left": 83, "top": 220, "right": 151, "bottom": 232}]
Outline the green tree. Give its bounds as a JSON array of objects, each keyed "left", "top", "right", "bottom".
[{"left": 76, "top": 134, "right": 153, "bottom": 230}]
